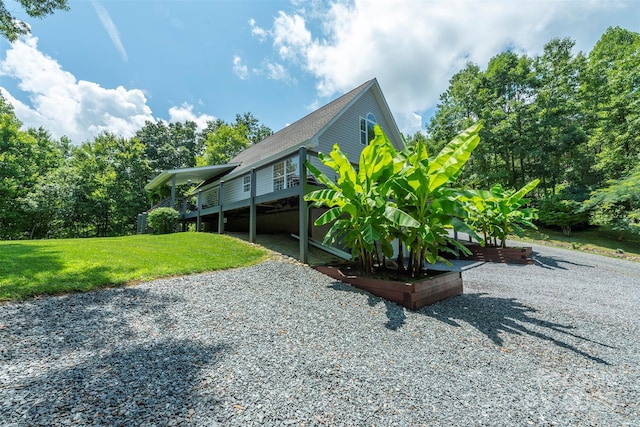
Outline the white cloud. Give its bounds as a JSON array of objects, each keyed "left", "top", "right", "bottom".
[
  {"left": 0, "top": 34, "right": 213, "bottom": 144},
  {"left": 251, "top": 0, "right": 639, "bottom": 135},
  {"left": 232, "top": 55, "right": 249, "bottom": 79},
  {"left": 249, "top": 18, "right": 268, "bottom": 41},
  {"left": 168, "top": 103, "right": 216, "bottom": 130},
  {"left": 264, "top": 61, "right": 293, "bottom": 83},
  {"left": 92, "top": 1, "right": 128, "bottom": 63}
]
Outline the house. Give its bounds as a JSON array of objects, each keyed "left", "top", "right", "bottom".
[{"left": 140, "top": 78, "right": 404, "bottom": 263}]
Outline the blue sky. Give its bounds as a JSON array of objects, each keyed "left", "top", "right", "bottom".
[{"left": 1, "top": 0, "right": 638, "bottom": 144}]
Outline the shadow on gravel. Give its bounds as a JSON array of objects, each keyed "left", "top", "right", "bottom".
[
  {"left": 327, "top": 281, "right": 413, "bottom": 331},
  {"left": 6, "top": 340, "right": 227, "bottom": 425},
  {"left": 328, "top": 282, "right": 612, "bottom": 364},
  {"left": 533, "top": 252, "right": 594, "bottom": 270},
  {"left": 420, "top": 293, "right": 613, "bottom": 365},
  {"left": 0, "top": 287, "right": 180, "bottom": 362},
  {"left": 0, "top": 288, "right": 229, "bottom": 424}
]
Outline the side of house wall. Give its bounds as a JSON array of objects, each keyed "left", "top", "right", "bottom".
[
  {"left": 224, "top": 172, "right": 251, "bottom": 204},
  {"left": 307, "top": 154, "right": 337, "bottom": 183},
  {"left": 317, "top": 89, "right": 398, "bottom": 164},
  {"left": 256, "top": 167, "right": 273, "bottom": 196}
]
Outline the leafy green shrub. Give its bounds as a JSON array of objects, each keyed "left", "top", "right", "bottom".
[
  {"left": 583, "top": 165, "right": 640, "bottom": 240},
  {"left": 147, "top": 208, "right": 179, "bottom": 234},
  {"left": 463, "top": 180, "right": 540, "bottom": 247},
  {"left": 537, "top": 197, "right": 589, "bottom": 236}
]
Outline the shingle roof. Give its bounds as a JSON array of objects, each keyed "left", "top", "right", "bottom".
[{"left": 229, "top": 79, "right": 375, "bottom": 170}]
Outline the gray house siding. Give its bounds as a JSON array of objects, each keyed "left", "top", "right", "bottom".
[
  {"left": 307, "top": 154, "right": 336, "bottom": 183},
  {"left": 317, "top": 89, "right": 396, "bottom": 166},
  {"left": 256, "top": 166, "right": 273, "bottom": 196}
]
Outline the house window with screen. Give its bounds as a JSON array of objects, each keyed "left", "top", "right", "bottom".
[
  {"left": 360, "top": 112, "right": 377, "bottom": 145},
  {"left": 243, "top": 175, "right": 251, "bottom": 193},
  {"left": 273, "top": 157, "right": 299, "bottom": 191}
]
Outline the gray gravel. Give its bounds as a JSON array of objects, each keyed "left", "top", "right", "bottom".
[{"left": 1, "top": 243, "right": 639, "bottom": 426}]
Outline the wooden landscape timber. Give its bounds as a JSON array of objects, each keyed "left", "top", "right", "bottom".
[{"left": 315, "top": 266, "right": 463, "bottom": 310}]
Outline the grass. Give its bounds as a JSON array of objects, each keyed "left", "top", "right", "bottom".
[
  {"left": 0, "top": 233, "right": 270, "bottom": 301},
  {"left": 515, "top": 226, "right": 640, "bottom": 263}
]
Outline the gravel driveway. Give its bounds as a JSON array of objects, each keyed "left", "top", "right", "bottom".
[{"left": 1, "top": 242, "right": 638, "bottom": 426}]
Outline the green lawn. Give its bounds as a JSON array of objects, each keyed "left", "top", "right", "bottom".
[
  {"left": 0, "top": 233, "right": 269, "bottom": 301},
  {"left": 516, "top": 227, "right": 640, "bottom": 263}
]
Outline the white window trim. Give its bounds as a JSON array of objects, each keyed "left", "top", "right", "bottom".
[
  {"left": 243, "top": 175, "right": 251, "bottom": 193},
  {"left": 273, "top": 157, "right": 300, "bottom": 191},
  {"left": 360, "top": 113, "right": 377, "bottom": 145}
]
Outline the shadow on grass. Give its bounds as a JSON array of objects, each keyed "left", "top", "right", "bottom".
[
  {"left": 329, "top": 282, "right": 612, "bottom": 365},
  {"left": 0, "top": 243, "right": 128, "bottom": 301}
]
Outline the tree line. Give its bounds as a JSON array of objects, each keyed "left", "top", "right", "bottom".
[
  {"left": 419, "top": 27, "right": 639, "bottom": 238},
  {"left": 0, "top": 97, "right": 271, "bottom": 239}
]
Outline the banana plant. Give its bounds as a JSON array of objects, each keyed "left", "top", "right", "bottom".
[
  {"left": 304, "top": 125, "right": 418, "bottom": 272},
  {"left": 305, "top": 123, "right": 483, "bottom": 277},
  {"left": 391, "top": 123, "right": 482, "bottom": 277},
  {"left": 463, "top": 179, "right": 540, "bottom": 247}
]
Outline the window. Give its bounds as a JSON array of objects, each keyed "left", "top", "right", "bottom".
[
  {"left": 243, "top": 175, "right": 251, "bottom": 193},
  {"left": 360, "top": 112, "right": 377, "bottom": 145},
  {"left": 273, "top": 157, "right": 299, "bottom": 191}
]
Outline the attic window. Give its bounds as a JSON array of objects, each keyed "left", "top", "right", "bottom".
[{"left": 360, "top": 113, "right": 377, "bottom": 145}]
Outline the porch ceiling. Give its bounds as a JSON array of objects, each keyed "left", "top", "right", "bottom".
[{"left": 144, "top": 164, "right": 240, "bottom": 191}]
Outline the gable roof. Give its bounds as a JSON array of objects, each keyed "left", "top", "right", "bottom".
[{"left": 229, "top": 78, "right": 376, "bottom": 171}]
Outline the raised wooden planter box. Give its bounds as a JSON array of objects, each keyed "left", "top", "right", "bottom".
[
  {"left": 460, "top": 243, "right": 533, "bottom": 264},
  {"left": 315, "top": 266, "right": 463, "bottom": 310}
]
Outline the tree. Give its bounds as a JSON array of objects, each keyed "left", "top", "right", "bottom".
[
  {"left": 1, "top": 0, "right": 69, "bottom": 41},
  {"left": 0, "top": 96, "right": 66, "bottom": 238},
  {"left": 136, "top": 120, "right": 200, "bottom": 174},
  {"left": 233, "top": 112, "right": 273, "bottom": 144},
  {"left": 427, "top": 63, "right": 481, "bottom": 151},
  {"left": 584, "top": 164, "right": 640, "bottom": 239},
  {"left": 68, "top": 133, "right": 151, "bottom": 237},
  {"left": 196, "top": 123, "right": 249, "bottom": 166},
  {"left": 582, "top": 27, "right": 640, "bottom": 183},
  {"left": 532, "top": 38, "right": 589, "bottom": 194}
]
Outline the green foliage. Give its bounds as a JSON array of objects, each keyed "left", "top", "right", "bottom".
[
  {"left": 0, "top": 233, "right": 268, "bottom": 301},
  {"left": 135, "top": 120, "right": 200, "bottom": 174},
  {"left": 0, "top": 0, "right": 69, "bottom": 41},
  {"left": 537, "top": 197, "right": 589, "bottom": 236},
  {"left": 0, "top": 96, "right": 270, "bottom": 239},
  {"left": 197, "top": 123, "right": 250, "bottom": 166},
  {"left": 583, "top": 27, "right": 640, "bottom": 182},
  {"left": 584, "top": 165, "right": 640, "bottom": 239},
  {"left": 305, "top": 123, "right": 481, "bottom": 277},
  {"left": 426, "top": 27, "right": 639, "bottom": 235},
  {"left": 305, "top": 125, "right": 418, "bottom": 273},
  {"left": 393, "top": 124, "right": 482, "bottom": 276},
  {"left": 147, "top": 208, "right": 179, "bottom": 234},
  {"left": 464, "top": 180, "right": 540, "bottom": 247}
]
